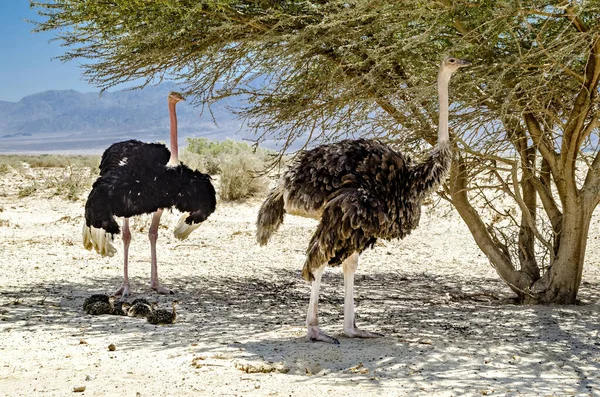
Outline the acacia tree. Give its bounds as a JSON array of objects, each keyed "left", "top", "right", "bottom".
[{"left": 33, "top": 0, "right": 600, "bottom": 303}]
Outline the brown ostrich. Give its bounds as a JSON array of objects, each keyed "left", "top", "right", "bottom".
[{"left": 256, "top": 57, "right": 470, "bottom": 344}]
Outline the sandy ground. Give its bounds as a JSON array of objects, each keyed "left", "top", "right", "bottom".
[{"left": 1, "top": 167, "right": 600, "bottom": 397}]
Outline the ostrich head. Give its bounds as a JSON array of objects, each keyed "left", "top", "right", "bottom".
[
  {"left": 168, "top": 91, "right": 186, "bottom": 104},
  {"left": 439, "top": 56, "right": 471, "bottom": 76}
]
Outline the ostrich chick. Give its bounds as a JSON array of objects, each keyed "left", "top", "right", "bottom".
[
  {"left": 128, "top": 298, "right": 153, "bottom": 318},
  {"left": 112, "top": 300, "right": 131, "bottom": 316},
  {"left": 83, "top": 294, "right": 110, "bottom": 312},
  {"left": 86, "top": 296, "right": 116, "bottom": 315},
  {"left": 147, "top": 301, "right": 178, "bottom": 325}
]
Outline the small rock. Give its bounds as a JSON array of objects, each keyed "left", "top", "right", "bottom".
[
  {"left": 73, "top": 386, "right": 86, "bottom": 393},
  {"left": 108, "top": 344, "right": 116, "bottom": 351}
]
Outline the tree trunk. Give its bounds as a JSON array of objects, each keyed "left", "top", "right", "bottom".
[
  {"left": 527, "top": 205, "right": 592, "bottom": 304},
  {"left": 448, "top": 156, "right": 595, "bottom": 304},
  {"left": 448, "top": 156, "right": 533, "bottom": 299}
]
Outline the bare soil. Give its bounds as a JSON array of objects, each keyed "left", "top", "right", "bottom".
[{"left": 1, "top": 167, "right": 600, "bottom": 396}]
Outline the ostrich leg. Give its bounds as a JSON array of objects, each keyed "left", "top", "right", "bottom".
[
  {"left": 148, "top": 209, "right": 174, "bottom": 294},
  {"left": 306, "top": 265, "right": 339, "bottom": 344},
  {"left": 115, "top": 218, "right": 132, "bottom": 297},
  {"left": 342, "top": 253, "right": 384, "bottom": 338}
]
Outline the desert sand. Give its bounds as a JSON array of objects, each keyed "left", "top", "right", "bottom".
[{"left": 1, "top": 166, "right": 600, "bottom": 397}]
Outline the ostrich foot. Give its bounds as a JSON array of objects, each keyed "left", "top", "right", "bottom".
[
  {"left": 344, "top": 327, "right": 384, "bottom": 339},
  {"left": 151, "top": 284, "right": 175, "bottom": 295},
  {"left": 307, "top": 325, "right": 340, "bottom": 344},
  {"left": 114, "top": 283, "right": 131, "bottom": 298}
]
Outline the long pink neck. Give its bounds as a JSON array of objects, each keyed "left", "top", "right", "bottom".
[{"left": 167, "top": 101, "right": 180, "bottom": 166}]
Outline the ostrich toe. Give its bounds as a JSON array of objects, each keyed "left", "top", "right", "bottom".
[
  {"left": 151, "top": 284, "right": 174, "bottom": 295},
  {"left": 344, "top": 327, "right": 384, "bottom": 339},
  {"left": 307, "top": 325, "right": 340, "bottom": 344},
  {"left": 114, "top": 282, "right": 131, "bottom": 297}
]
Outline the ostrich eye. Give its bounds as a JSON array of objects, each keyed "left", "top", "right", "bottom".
[{"left": 449, "top": 59, "right": 455, "bottom": 63}]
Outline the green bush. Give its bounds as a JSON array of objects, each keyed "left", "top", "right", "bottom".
[{"left": 0, "top": 154, "right": 100, "bottom": 170}]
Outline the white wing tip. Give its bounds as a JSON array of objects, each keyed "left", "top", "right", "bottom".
[
  {"left": 82, "top": 223, "right": 117, "bottom": 257},
  {"left": 173, "top": 214, "right": 201, "bottom": 240}
]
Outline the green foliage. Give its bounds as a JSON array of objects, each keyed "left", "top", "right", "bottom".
[{"left": 183, "top": 138, "right": 267, "bottom": 174}]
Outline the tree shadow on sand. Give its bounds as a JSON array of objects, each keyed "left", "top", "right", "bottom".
[{"left": 1, "top": 270, "right": 600, "bottom": 394}]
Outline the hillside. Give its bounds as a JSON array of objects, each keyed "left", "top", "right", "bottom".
[{"left": 0, "top": 83, "right": 254, "bottom": 153}]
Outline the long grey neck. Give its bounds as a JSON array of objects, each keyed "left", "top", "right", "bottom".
[
  {"left": 407, "top": 67, "right": 454, "bottom": 201},
  {"left": 437, "top": 69, "right": 451, "bottom": 147}
]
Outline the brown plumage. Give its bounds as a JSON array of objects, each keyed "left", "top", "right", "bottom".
[
  {"left": 112, "top": 300, "right": 131, "bottom": 316},
  {"left": 83, "top": 294, "right": 110, "bottom": 312},
  {"left": 256, "top": 57, "right": 470, "bottom": 344},
  {"left": 127, "top": 298, "right": 153, "bottom": 318},
  {"left": 85, "top": 295, "right": 116, "bottom": 315},
  {"left": 147, "top": 301, "right": 178, "bottom": 325}
]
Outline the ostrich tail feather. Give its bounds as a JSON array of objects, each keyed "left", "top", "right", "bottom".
[
  {"left": 173, "top": 213, "right": 201, "bottom": 240},
  {"left": 82, "top": 222, "right": 117, "bottom": 257},
  {"left": 256, "top": 185, "right": 285, "bottom": 246}
]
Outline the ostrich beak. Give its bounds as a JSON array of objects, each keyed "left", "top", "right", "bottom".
[{"left": 458, "top": 60, "right": 472, "bottom": 67}]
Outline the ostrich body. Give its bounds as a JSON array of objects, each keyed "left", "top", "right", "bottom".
[
  {"left": 127, "top": 298, "right": 153, "bottom": 317},
  {"left": 147, "top": 301, "right": 178, "bottom": 325},
  {"left": 112, "top": 300, "right": 131, "bottom": 316},
  {"left": 256, "top": 57, "right": 470, "bottom": 344},
  {"left": 83, "top": 92, "right": 217, "bottom": 297},
  {"left": 83, "top": 294, "right": 111, "bottom": 312},
  {"left": 85, "top": 295, "right": 116, "bottom": 315}
]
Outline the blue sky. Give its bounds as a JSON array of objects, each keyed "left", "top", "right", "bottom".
[{"left": 0, "top": 2, "right": 130, "bottom": 102}]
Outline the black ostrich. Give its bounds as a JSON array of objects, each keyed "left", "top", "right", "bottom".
[
  {"left": 83, "top": 92, "right": 217, "bottom": 297},
  {"left": 256, "top": 57, "right": 470, "bottom": 344}
]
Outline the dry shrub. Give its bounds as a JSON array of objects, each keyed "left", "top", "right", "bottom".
[
  {"left": 182, "top": 138, "right": 274, "bottom": 201},
  {"left": 219, "top": 153, "right": 269, "bottom": 201},
  {"left": 0, "top": 163, "right": 11, "bottom": 175},
  {"left": 46, "top": 166, "right": 95, "bottom": 201},
  {"left": 0, "top": 154, "right": 100, "bottom": 170},
  {"left": 18, "top": 183, "right": 38, "bottom": 198}
]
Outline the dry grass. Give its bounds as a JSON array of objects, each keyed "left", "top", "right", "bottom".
[
  {"left": 46, "top": 166, "right": 96, "bottom": 201},
  {"left": 18, "top": 183, "right": 39, "bottom": 198},
  {"left": 0, "top": 154, "right": 100, "bottom": 169}
]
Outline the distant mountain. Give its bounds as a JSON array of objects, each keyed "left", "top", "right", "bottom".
[{"left": 0, "top": 82, "right": 262, "bottom": 153}]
